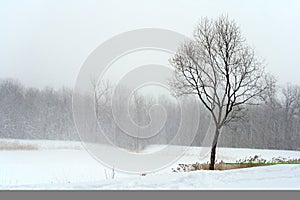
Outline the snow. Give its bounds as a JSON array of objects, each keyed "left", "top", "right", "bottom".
[
  {"left": 66, "top": 164, "right": 300, "bottom": 190},
  {"left": 0, "top": 139, "right": 300, "bottom": 190}
]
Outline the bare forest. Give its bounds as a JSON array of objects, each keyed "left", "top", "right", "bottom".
[{"left": 1, "top": 77, "right": 300, "bottom": 151}]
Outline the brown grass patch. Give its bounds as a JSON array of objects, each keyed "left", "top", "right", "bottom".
[
  {"left": 206, "top": 163, "right": 270, "bottom": 170},
  {"left": 0, "top": 141, "right": 39, "bottom": 150},
  {"left": 172, "top": 155, "right": 300, "bottom": 172},
  {"left": 172, "top": 162, "right": 271, "bottom": 172}
]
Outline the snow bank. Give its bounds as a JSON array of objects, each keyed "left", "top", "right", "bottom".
[{"left": 0, "top": 139, "right": 300, "bottom": 189}]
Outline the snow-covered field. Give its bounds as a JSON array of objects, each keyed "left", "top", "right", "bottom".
[{"left": 0, "top": 139, "right": 300, "bottom": 190}]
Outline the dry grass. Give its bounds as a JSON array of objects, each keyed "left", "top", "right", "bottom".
[
  {"left": 214, "top": 163, "right": 271, "bottom": 170},
  {"left": 0, "top": 140, "right": 83, "bottom": 151},
  {"left": 0, "top": 141, "right": 39, "bottom": 150},
  {"left": 172, "top": 162, "right": 271, "bottom": 172},
  {"left": 172, "top": 155, "right": 300, "bottom": 172}
]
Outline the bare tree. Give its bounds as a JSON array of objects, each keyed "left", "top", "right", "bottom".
[
  {"left": 91, "top": 79, "right": 112, "bottom": 119},
  {"left": 281, "top": 84, "right": 300, "bottom": 145},
  {"left": 132, "top": 91, "right": 144, "bottom": 151},
  {"left": 170, "top": 16, "right": 268, "bottom": 170}
]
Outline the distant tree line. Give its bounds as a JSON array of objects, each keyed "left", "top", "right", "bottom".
[
  {"left": 0, "top": 79, "right": 76, "bottom": 140},
  {"left": 0, "top": 78, "right": 299, "bottom": 150}
]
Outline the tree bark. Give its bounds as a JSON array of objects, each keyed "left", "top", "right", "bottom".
[{"left": 209, "top": 126, "right": 220, "bottom": 170}]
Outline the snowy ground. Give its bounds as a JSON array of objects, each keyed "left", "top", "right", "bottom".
[{"left": 0, "top": 139, "right": 300, "bottom": 190}]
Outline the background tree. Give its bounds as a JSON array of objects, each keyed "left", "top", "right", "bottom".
[
  {"left": 1, "top": 78, "right": 299, "bottom": 151},
  {"left": 170, "top": 16, "right": 268, "bottom": 170},
  {"left": 281, "top": 84, "right": 300, "bottom": 147},
  {"left": 91, "top": 79, "right": 111, "bottom": 119}
]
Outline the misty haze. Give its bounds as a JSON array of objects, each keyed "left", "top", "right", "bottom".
[{"left": 0, "top": 0, "right": 300, "bottom": 190}]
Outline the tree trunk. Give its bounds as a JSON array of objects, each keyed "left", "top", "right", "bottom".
[{"left": 209, "top": 126, "right": 220, "bottom": 170}]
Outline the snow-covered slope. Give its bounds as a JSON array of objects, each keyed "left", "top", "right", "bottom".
[
  {"left": 0, "top": 139, "right": 300, "bottom": 190},
  {"left": 38, "top": 164, "right": 300, "bottom": 190}
]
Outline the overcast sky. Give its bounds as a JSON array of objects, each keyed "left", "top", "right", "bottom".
[{"left": 0, "top": 0, "right": 299, "bottom": 89}]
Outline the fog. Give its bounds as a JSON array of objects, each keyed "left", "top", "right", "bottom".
[{"left": 0, "top": 0, "right": 300, "bottom": 88}]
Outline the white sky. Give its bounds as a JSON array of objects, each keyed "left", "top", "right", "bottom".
[{"left": 0, "top": 0, "right": 300, "bottom": 89}]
